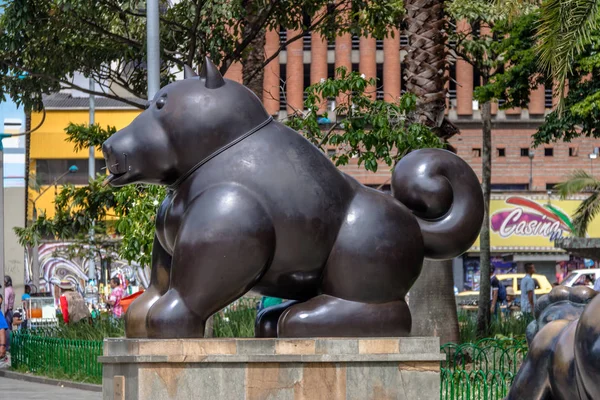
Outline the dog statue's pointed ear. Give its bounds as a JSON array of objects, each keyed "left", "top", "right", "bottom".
[
  {"left": 200, "top": 56, "right": 225, "bottom": 89},
  {"left": 184, "top": 65, "right": 198, "bottom": 79}
]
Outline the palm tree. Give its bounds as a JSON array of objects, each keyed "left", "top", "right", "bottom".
[
  {"left": 537, "top": 0, "right": 600, "bottom": 110},
  {"left": 403, "top": 0, "right": 461, "bottom": 345},
  {"left": 555, "top": 170, "right": 600, "bottom": 237}
]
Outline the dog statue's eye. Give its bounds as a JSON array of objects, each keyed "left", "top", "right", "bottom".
[{"left": 156, "top": 97, "right": 167, "bottom": 110}]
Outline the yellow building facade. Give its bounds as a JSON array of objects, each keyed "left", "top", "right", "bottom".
[{"left": 29, "top": 103, "right": 141, "bottom": 219}]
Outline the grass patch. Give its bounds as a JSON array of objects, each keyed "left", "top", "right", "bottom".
[
  {"left": 213, "top": 298, "right": 259, "bottom": 338},
  {"left": 458, "top": 310, "right": 531, "bottom": 344}
]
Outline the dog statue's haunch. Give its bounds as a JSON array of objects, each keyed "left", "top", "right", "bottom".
[
  {"left": 507, "top": 285, "right": 600, "bottom": 400},
  {"left": 102, "top": 57, "right": 484, "bottom": 339}
]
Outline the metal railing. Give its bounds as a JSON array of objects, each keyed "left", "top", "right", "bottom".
[
  {"left": 10, "top": 331, "right": 103, "bottom": 383},
  {"left": 440, "top": 338, "right": 528, "bottom": 400}
]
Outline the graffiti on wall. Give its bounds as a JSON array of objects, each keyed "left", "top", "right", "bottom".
[{"left": 24, "top": 242, "right": 150, "bottom": 296}]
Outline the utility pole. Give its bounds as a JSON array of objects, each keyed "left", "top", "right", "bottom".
[
  {"left": 528, "top": 150, "right": 535, "bottom": 191},
  {"left": 147, "top": 0, "right": 161, "bottom": 99},
  {"left": 0, "top": 134, "right": 10, "bottom": 300},
  {"left": 88, "top": 78, "right": 96, "bottom": 282}
]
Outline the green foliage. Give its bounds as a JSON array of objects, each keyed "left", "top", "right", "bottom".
[
  {"left": 447, "top": 2, "right": 542, "bottom": 107},
  {"left": 0, "top": 0, "right": 405, "bottom": 111},
  {"left": 113, "top": 184, "right": 166, "bottom": 268},
  {"left": 457, "top": 311, "right": 530, "bottom": 344},
  {"left": 14, "top": 176, "right": 120, "bottom": 263},
  {"left": 286, "top": 67, "right": 444, "bottom": 172},
  {"left": 15, "top": 176, "right": 166, "bottom": 268},
  {"left": 554, "top": 170, "right": 600, "bottom": 236},
  {"left": 533, "top": 30, "right": 600, "bottom": 145},
  {"left": 213, "top": 298, "right": 259, "bottom": 338},
  {"left": 536, "top": 0, "right": 600, "bottom": 111},
  {"left": 31, "top": 313, "right": 125, "bottom": 340},
  {"left": 473, "top": 12, "right": 545, "bottom": 109},
  {"left": 65, "top": 123, "right": 117, "bottom": 152}
]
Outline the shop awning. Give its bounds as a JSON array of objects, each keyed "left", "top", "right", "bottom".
[{"left": 555, "top": 238, "right": 600, "bottom": 261}]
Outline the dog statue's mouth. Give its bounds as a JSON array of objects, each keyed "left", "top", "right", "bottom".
[
  {"left": 103, "top": 164, "right": 129, "bottom": 186},
  {"left": 103, "top": 172, "right": 127, "bottom": 186}
]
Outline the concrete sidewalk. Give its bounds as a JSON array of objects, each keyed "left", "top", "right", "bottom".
[{"left": 0, "top": 376, "right": 102, "bottom": 399}]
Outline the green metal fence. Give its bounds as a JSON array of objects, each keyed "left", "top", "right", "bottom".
[
  {"left": 10, "top": 331, "right": 103, "bottom": 384},
  {"left": 9, "top": 331, "right": 527, "bottom": 397},
  {"left": 440, "top": 338, "right": 528, "bottom": 400}
]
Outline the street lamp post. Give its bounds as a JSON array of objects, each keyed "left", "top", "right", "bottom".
[
  {"left": 147, "top": 0, "right": 160, "bottom": 99},
  {"left": 528, "top": 149, "right": 535, "bottom": 191}
]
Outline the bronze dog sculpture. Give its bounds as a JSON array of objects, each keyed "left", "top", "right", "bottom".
[
  {"left": 506, "top": 285, "right": 598, "bottom": 400},
  {"left": 102, "top": 57, "right": 484, "bottom": 339}
]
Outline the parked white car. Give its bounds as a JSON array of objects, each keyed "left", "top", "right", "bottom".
[{"left": 561, "top": 269, "right": 600, "bottom": 289}]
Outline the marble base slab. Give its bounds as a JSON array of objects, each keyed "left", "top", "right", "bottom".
[{"left": 99, "top": 337, "right": 444, "bottom": 400}]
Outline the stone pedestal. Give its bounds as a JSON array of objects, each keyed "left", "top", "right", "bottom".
[{"left": 99, "top": 337, "right": 444, "bottom": 400}]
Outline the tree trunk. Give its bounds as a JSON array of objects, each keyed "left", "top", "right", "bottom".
[
  {"left": 204, "top": 315, "right": 215, "bottom": 338},
  {"left": 404, "top": 0, "right": 457, "bottom": 140},
  {"left": 409, "top": 259, "right": 459, "bottom": 345},
  {"left": 476, "top": 99, "right": 492, "bottom": 337},
  {"left": 242, "top": 29, "right": 266, "bottom": 101},
  {"left": 404, "top": 0, "right": 460, "bottom": 344}
]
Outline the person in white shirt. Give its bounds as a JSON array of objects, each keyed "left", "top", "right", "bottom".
[{"left": 520, "top": 263, "right": 536, "bottom": 316}]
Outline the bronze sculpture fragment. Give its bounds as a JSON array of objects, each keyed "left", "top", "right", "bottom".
[
  {"left": 103, "top": 57, "right": 484, "bottom": 339},
  {"left": 506, "top": 285, "right": 598, "bottom": 400}
]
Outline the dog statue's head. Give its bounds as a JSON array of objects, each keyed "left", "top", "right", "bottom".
[{"left": 102, "top": 57, "right": 270, "bottom": 186}]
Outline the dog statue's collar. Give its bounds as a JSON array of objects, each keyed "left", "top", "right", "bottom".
[{"left": 169, "top": 116, "right": 273, "bottom": 190}]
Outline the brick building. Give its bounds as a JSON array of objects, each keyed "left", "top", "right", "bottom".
[{"left": 216, "top": 28, "right": 600, "bottom": 193}]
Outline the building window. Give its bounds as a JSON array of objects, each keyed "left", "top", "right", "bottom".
[
  {"left": 327, "top": 149, "right": 336, "bottom": 157},
  {"left": 303, "top": 33, "right": 311, "bottom": 51},
  {"left": 279, "top": 28, "right": 287, "bottom": 49},
  {"left": 491, "top": 184, "right": 528, "bottom": 191},
  {"left": 351, "top": 35, "right": 360, "bottom": 50},
  {"left": 302, "top": 13, "right": 311, "bottom": 51},
  {"left": 448, "top": 63, "right": 457, "bottom": 101},
  {"left": 569, "top": 147, "right": 577, "bottom": 157},
  {"left": 303, "top": 63, "right": 311, "bottom": 94},
  {"left": 497, "top": 148, "right": 506, "bottom": 157},
  {"left": 279, "top": 63, "right": 287, "bottom": 110},
  {"left": 375, "top": 39, "right": 383, "bottom": 50},
  {"left": 473, "top": 68, "right": 481, "bottom": 89},
  {"left": 546, "top": 183, "right": 558, "bottom": 190},
  {"left": 545, "top": 84, "right": 553, "bottom": 108},
  {"left": 36, "top": 159, "right": 106, "bottom": 185},
  {"left": 545, "top": 148, "right": 554, "bottom": 157},
  {"left": 328, "top": 62, "right": 336, "bottom": 79},
  {"left": 376, "top": 63, "right": 384, "bottom": 100},
  {"left": 472, "top": 148, "right": 482, "bottom": 157},
  {"left": 352, "top": 63, "right": 359, "bottom": 73},
  {"left": 520, "top": 148, "right": 529, "bottom": 157}
]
